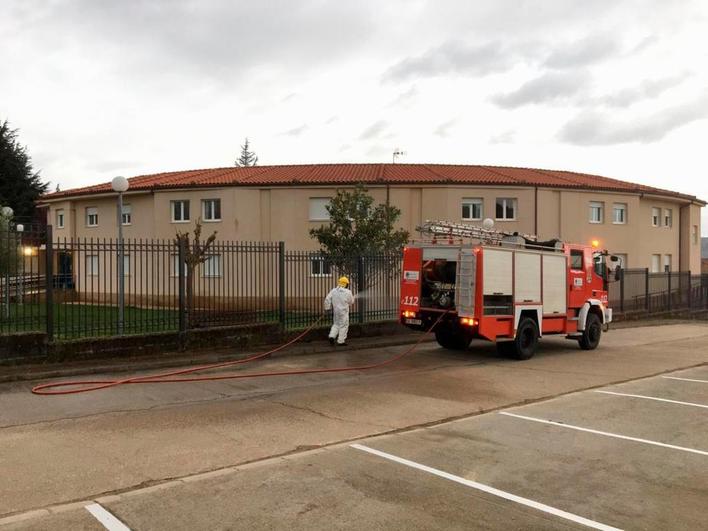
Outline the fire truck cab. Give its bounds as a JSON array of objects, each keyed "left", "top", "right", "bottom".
[{"left": 400, "top": 220, "right": 618, "bottom": 360}]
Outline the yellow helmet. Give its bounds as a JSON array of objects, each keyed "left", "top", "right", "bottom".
[{"left": 338, "top": 276, "right": 349, "bottom": 287}]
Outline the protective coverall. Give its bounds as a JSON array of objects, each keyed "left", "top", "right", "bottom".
[{"left": 324, "top": 285, "right": 354, "bottom": 345}]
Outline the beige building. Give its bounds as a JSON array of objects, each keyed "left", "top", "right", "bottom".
[{"left": 41, "top": 163, "right": 704, "bottom": 272}]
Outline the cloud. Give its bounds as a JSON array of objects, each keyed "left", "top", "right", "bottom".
[
  {"left": 434, "top": 119, "right": 457, "bottom": 137},
  {"left": 595, "top": 73, "right": 690, "bottom": 107},
  {"left": 489, "top": 130, "right": 515, "bottom": 144},
  {"left": 558, "top": 93, "right": 708, "bottom": 145},
  {"left": 280, "top": 124, "right": 308, "bottom": 136},
  {"left": 359, "top": 120, "right": 389, "bottom": 140},
  {"left": 382, "top": 40, "right": 513, "bottom": 83},
  {"left": 491, "top": 71, "right": 591, "bottom": 108},
  {"left": 388, "top": 85, "right": 418, "bottom": 107},
  {"left": 544, "top": 35, "right": 621, "bottom": 69}
]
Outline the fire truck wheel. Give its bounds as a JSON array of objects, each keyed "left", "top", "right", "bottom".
[
  {"left": 511, "top": 318, "right": 539, "bottom": 360},
  {"left": 579, "top": 313, "right": 602, "bottom": 350},
  {"left": 434, "top": 328, "right": 469, "bottom": 350}
]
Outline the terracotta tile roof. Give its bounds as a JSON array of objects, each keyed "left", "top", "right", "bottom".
[{"left": 42, "top": 163, "right": 703, "bottom": 203}]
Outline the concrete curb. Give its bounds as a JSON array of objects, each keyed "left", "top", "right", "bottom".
[{"left": 0, "top": 333, "right": 435, "bottom": 384}]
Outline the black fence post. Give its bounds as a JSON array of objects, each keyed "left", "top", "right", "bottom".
[
  {"left": 644, "top": 268, "right": 649, "bottom": 312},
  {"left": 357, "top": 256, "right": 365, "bottom": 324},
  {"left": 687, "top": 271, "right": 692, "bottom": 309},
  {"left": 177, "top": 237, "right": 186, "bottom": 334},
  {"left": 45, "top": 225, "right": 54, "bottom": 342},
  {"left": 667, "top": 269, "right": 672, "bottom": 312},
  {"left": 619, "top": 267, "right": 625, "bottom": 314},
  {"left": 278, "top": 241, "right": 286, "bottom": 329}
]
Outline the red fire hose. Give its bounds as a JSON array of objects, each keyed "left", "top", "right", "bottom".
[{"left": 31, "top": 313, "right": 446, "bottom": 396}]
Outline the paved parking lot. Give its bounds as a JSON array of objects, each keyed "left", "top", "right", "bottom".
[{"left": 1, "top": 323, "right": 707, "bottom": 529}]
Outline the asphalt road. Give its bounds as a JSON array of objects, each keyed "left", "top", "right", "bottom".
[{"left": 1, "top": 323, "right": 707, "bottom": 529}]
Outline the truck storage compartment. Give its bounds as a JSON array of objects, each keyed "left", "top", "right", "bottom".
[{"left": 483, "top": 248, "right": 513, "bottom": 315}]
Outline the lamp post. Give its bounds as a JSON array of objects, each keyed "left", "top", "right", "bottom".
[
  {"left": 1, "top": 206, "right": 13, "bottom": 319},
  {"left": 112, "top": 176, "right": 129, "bottom": 335}
]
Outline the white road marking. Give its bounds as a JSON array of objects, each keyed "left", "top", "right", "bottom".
[
  {"left": 499, "top": 412, "right": 708, "bottom": 456},
  {"left": 351, "top": 443, "right": 622, "bottom": 531},
  {"left": 662, "top": 375, "right": 708, "bottom": 384},
  {"left": 85, "top": 503, "right": 131, "bottom": 531},
  {"left": 593, "top": 390, "right": 708, "bottom": 409}
]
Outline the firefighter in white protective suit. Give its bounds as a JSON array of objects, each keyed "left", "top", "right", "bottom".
[{"left": 324, "top": 276, "right": 355, "bottom": 346}]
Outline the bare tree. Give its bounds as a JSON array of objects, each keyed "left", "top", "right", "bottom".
[{"left": 175, "top": 220, "right": 217, "bottom": 328}]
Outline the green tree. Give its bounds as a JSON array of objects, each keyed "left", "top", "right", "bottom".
[
  {"left": 0, "top": 120, "right": 48, "bottom": 219},
  {"left": 235, "top": 138, "right": 258, "bottom": 167},
  {"left": 309, "top": 184, "right": 409, "bottom": 277}
]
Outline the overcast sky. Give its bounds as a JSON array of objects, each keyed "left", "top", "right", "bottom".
[{"left": 2, "top": 0, "right": 707, "bottom": 230}]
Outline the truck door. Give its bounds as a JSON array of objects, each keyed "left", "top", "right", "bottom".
[{"left": 568, "top": 248, "right": 586, "bottom": 309}]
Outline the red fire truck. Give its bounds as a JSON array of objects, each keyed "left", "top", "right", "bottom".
[{"left": 400, "top": 220, "right": 619, "bottom": 359}]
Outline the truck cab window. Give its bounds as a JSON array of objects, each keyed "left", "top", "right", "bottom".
[{"left": 570, "top": 250, "right": 583, "bottom": 270}]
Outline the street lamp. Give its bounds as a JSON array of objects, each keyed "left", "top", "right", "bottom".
[{"left": 112, "top": 176, "right": 129, "bottom": 334}]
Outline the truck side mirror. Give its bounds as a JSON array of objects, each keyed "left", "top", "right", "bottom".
[{"left": 614, "top": 266, "right": 622, "bottom": 281}]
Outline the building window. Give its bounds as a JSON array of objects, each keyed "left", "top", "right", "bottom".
[
  {"left": 495, "top": 198, "right": 516, "bottom": 220},
  {"left": 309, "top": 198, "right": 331, "bottom": 221},
  {"left": 692, "top": 225, "right": 699, "bottom": 244},
  {"left": 651, "top": 254, "right": 661, "bottom": 273},
  {"left": 202, "top": 199, "right": 221, "bottom": 222},
  {"left": 612, "top": 203, "right": 626, "bottom": 224},
  {"left": 202, "top": 255, "right": 222, "bottom": 277},
  {"left": 122, "top": 255, "right": 130, "bottom": 276},
  {"left": 613, "top": 253, "right": 628, "bottom": 268},
  {"left": 663, "top": 254, "right": 672, "bottom": 272},
  {"left": 171, "top": 255, "right": 185, "bottom": 277},
  {"left": 651, "top": 207, "right": 660, "bottom": 227},
  {"left": 663, "top": 209, "right": 672, "bottom": 228},
  {"left": 86, "top": 255, "right": 99, "bottom": 276},
  {"left": 121, "top": 204, "right": 132, "bottom": 225},
  {"left": 56, "top": 209, "right": 65, "bottom": 229},
  {"left": 310, "top": 257, "right": 332, "bottom": 276},
  {"left": 461, "top": 198, "right": 483, "bottom": 221},
  {"left": 86, "top": 207, "right": 98, "bottom": 227},
  {"left": 589, "top": 201, "right": 604, "bottom": 224},
  {"left": 570, "top": 250, "right": 584, "bottom": 270},
  {"left": 171, "top": 200, "right": 190, "bottom": 222}
]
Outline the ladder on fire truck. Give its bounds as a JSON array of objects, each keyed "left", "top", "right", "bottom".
[{"left": 416, "top": 219, "right": 538, "bottom": 245}]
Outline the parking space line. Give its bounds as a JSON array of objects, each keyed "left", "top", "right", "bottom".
[
  {"left": 351, "top": 443, "right": 622, "bottom": 531},
  {"left": 662, "top": 376, "right": 708, "bottom": 384},
  {"left": 85, "top": 503, "right": 131, "bottom": 531},
  {"left": 593, "top": 390, "right": 708, "bottom": 409},
  {"left": 499, "top": 412, "right": 708, "bottom": 456}
]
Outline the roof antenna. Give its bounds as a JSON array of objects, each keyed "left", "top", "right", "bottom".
[{"left": 392, "top": 148, "right": 406, "bottom": 163}]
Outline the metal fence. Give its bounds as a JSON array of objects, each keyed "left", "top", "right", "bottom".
[
  {"left": 609, "top": 268, "right": 708, "bottom": 314},
  {"left": 0, "top": 226, "right": 402, "bottom": 340}
]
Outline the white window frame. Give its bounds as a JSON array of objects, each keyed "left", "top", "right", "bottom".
[
  {"left": 86, "top": 207, "right": 98, "bottom": 227},
  {"left": 613, "top": 253, "right": 628, "bottom": 268},
  {"left": 56, "top": 209, "right": 65, "bottom": 229},
  {"left": 310, "top": 256, "right": 332, "bottom": 277},
  {"left": 663, "top": 254, "right": 672, "bottom": 272},
  {"left": 202, "top": 254, "right": 222, "bottom": 278},
  {"left": 202, "top": 199, "right": 221, "bottom": 222},
  {"left": 122, "top": 254, "right": 130, "bottom": 276},
  {"left": 651, "top": 207, "right": 661, "bottom": 227},
  {"left": 589, "top": 201, "right": 604, "bottom": 224},
  {"left": 461, "top": 198, "right": 483, "bottom": 221},
  {"left": 651, "top": 254, "right": 661, "bottom": 273},
  {"left": 309, "top": 198, "right": 331, "bottom": 221},
  {"left": 663, "top": 208, "right": 672, "bottom": 228},
  {"left": 612, "top": 203, "right": 626, "bottom": 225},
  {"left": 86, "top": 254, "right": 99, "bottom": 276},
  {"left": 121, "top": 204, "right": 132, "bottom": 226},
  {"left": 171, "top": 200, "right": 190, "bottom": 223},
  {"left": 495, "top": 197, "right": 517, "bottom": 221}
]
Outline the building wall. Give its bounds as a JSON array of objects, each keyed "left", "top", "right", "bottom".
[{"left": 44, "top": 184, "right": 702, "bottom": 271}]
